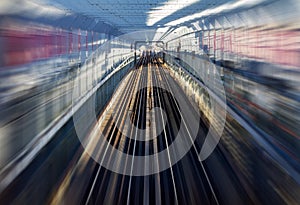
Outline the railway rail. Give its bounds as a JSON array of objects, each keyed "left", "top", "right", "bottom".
[{"left": 83, "top": 56, "right": 221, "bottom": 205}]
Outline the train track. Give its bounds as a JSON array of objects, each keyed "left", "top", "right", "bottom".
[{"left": 83, "top": 55, "right": 220, "bottom": 205}]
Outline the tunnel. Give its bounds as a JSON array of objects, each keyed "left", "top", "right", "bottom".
[{"left": 0, "top": 0, "right": 300, "bottom": 204}]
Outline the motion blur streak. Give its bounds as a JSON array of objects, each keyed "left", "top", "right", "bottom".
[{"left": 0, "top": 0, "right": 300, "bottom": 205}]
